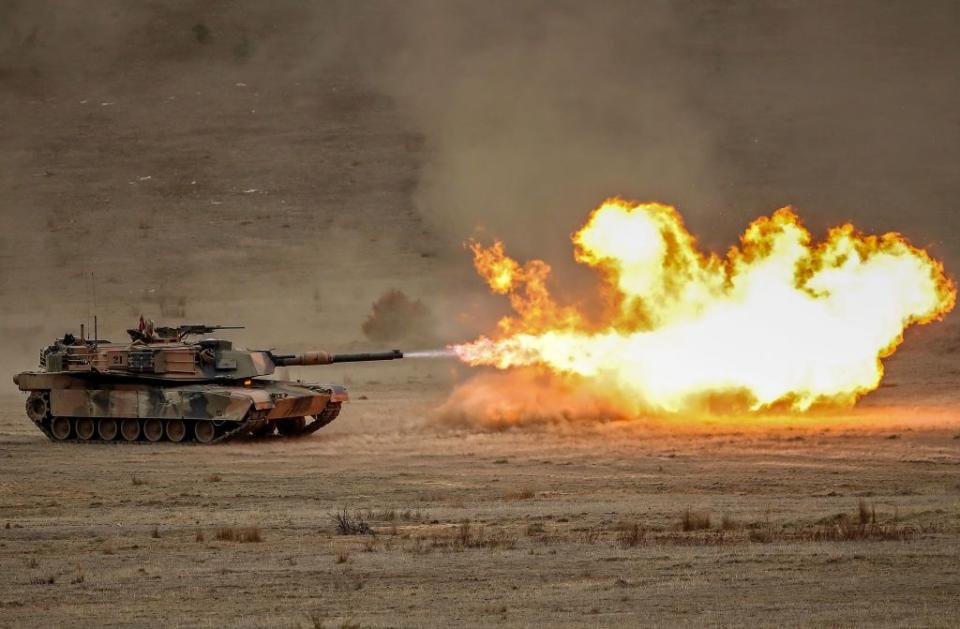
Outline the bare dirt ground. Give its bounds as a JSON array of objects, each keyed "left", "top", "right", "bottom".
[
  {"left": 2, "top": 376, "right": 960, "bottom": 628},
  {"left": 2, "top": 2, "right": 960, "bottom": 627}
]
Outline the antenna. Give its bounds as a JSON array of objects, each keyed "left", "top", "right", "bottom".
[{"left": 91, "top": 272, "right": 98, "bottom": 350}]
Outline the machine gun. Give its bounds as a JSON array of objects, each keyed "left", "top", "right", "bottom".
[{"left": 127, "top": 323, "right": 245, "bottom": 343}]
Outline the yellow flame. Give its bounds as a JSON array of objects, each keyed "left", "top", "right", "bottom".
[{"left": 454, "top": 199, "right": 956, "bottom": 414}]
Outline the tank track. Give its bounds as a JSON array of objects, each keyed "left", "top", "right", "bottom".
[
  {"left": 299, "top": 402, "right": 341, "bottom": 435},
  {"left": 25, "top": 392, "right": 341, "bottom": 445}
]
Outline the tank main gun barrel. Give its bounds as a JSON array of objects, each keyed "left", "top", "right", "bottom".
[{"left": 273, "top": 350, "right": 403, "bottom": 367}]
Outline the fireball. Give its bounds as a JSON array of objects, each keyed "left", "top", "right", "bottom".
[{"left": 453, "top": 199, "right": 955, "bottom": 414}]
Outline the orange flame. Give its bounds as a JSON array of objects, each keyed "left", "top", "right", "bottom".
[{"left": 453, "top": 199, "right": 956, "bottom": 414}]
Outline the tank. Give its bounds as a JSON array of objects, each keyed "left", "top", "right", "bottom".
[{"left": 13, "top": 322, "right": 403, "bottom": 444}]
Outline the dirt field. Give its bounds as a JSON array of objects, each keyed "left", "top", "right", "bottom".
[
  {"left": 2, "top": 382, "right": 960, "bottom": 628},
  {"left": 2, "top": 2, "right": 960, "bottom": 627}
]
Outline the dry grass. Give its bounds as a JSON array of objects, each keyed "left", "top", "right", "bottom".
[
  {"left": 503, "top": 488, "right": 536, "bottom": 501},
  {"left": 131, "top": 475, "right": 146, "bottom": 486},
  {"left": 205, "top": 473, "right": 223, "bottom": 483},
  {"left": 195, "top": 530, "right": 205, "bottom": 542},
  {"left": 681, "top": 510, "right": 712, "bottom": 531},
  {"left": 150, "top": 526, "right": 161, "bottom": 539},
  {"left": 616, "top": 522, "right": 646, "bottom": 547},
  {"left": 405, "top": 520, "right": 518, "bottom": 553},
  {"left": 335, "top": 550, "right": 350, "bottom": 564},
  {"left": 720, "top": 514, "right": 740, "bottom": 531},
  {"left": 360, "top": 507, "right": 428, "bottom": 522},
  {"left": 214, "top": 527, "right": 264, "bottom": 543},
  {"left": 28, "top": 574, "right": 56, "bottom": 585},
  {"left": 858, "top": 499, "right": 877, "bottom": 525}
]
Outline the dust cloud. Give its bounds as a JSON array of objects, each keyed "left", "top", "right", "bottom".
[{"left": 0, "top": 1, "right": 957, "bottom": 400}]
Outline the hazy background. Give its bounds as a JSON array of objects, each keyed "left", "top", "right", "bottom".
[{"left": 1, "top": 0, "right": 957, "bottom": 386}]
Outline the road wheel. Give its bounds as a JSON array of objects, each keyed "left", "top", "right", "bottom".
[
  {"left": 50, "top": 417, "right": 71, "bottom": 440},
  {"left": 98, "top": 418, "right": 119, "bottom": 441},
  {"left": 165, "top": 419, "right": 187, "bottom": 443},
  {"left": 121, "top": 419, "right": 140, "bottom": 441},
  {"left": 75, "top": 418, "right": 96, "bottom": 440},
  {"left": 276, "top": 417, "right": 306, "bottom": 437},
  {"left": 194, "top": 421, "right": 215, "bottom": 444},
  {"left": 143, "top": 418, "right": 164, "bottom": 442}
]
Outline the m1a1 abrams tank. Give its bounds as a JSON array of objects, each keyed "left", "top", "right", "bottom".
[{"left": 13, "top": 321, "right": 403, "bottom": 445}]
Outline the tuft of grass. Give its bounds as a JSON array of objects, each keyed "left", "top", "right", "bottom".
[
  {"left": 30, "top": 574, "right": 56, "bottom": 585},
  {"left": 131, "top": 475, "right": 146, "bottom": 486},
  {"left": 858, "top": 499, "right": 877, "bottom": 525},
  {"left": 617, "top": 522, "right": 646, "bottom": 547},
  {"left": 720, "top": 514, "right": 740, "bottom": 531},
  {"left": 681, "top": 510, "right": 711, "bottom": 531},
  {"left": 150, "top": 526, "right": 161, "bottom": 539},
  {"left": 503, "top": 488, "right": 535, "bottom": 501},
  {"left": 214, "top": 527, "right": 263, "bottom": 543},
  {"left": 335, "top": 550, "right": 350, "bottom": 564},
  {"left": 493, "top": 458, "right": 509, "bottom": 464},
  {"left": 332, "top": 510, "right": 372, "bottom": 536},
  {"left": 195, "top": 530, "right": 205, "bottom": 542},
  {"left": 578, "top": 527, "right": 600, "bottom": 545},
  {"left": 748, "top": 528, "right": 774, "bottom": 543},
  {"left": 70, "top": 573, "right": 85, "bottom": 584},
  {"left": 206, "top": 474, "right": 222, "bottom": 483}
]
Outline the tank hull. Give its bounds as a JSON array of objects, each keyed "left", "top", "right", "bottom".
[{"left": 17, "top": 373, "right": 347, "bottom": 444}]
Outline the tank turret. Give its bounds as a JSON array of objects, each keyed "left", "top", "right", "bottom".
[{"left": 14, "top": 321, "right": 404, "bottom": 445}]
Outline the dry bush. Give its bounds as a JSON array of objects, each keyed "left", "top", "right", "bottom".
[
  {"left": 720, "top": 514, "right": 740, "bottom": 531},
  {"left": 195, "top": 530, "right": 205, "bottom": 542},
  {"left": 131, "top": 475, "right": 146, "bottom": 486},
  {"left": 335, "top": 551, "right": 350, "bottom": 564},
  {"left": 206, "top": 474, "right": 222, "bottom": 483},
  {"left": 29, "top": 574, "right": 56, "bottom": 585},
  {"left": 681, "top": 510, "right": 711, "bottom": 531},
  {"left": 150, "top": 526, "right": 161, "bottom": 539},
  {"left": 332, "top": 510, "right": 373, "bottom": 535},
  {"left": 503, "top": 488, "right": 536, "bottom": 501},
  {"left": 214, "top": 527, "right": 263, "bottom": 543},
  {"left": 858, "top": 499, "right": 877, "bottom": 525},
  {"left": 361, "top": 289, "right": 434, "bottom": 343}
]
